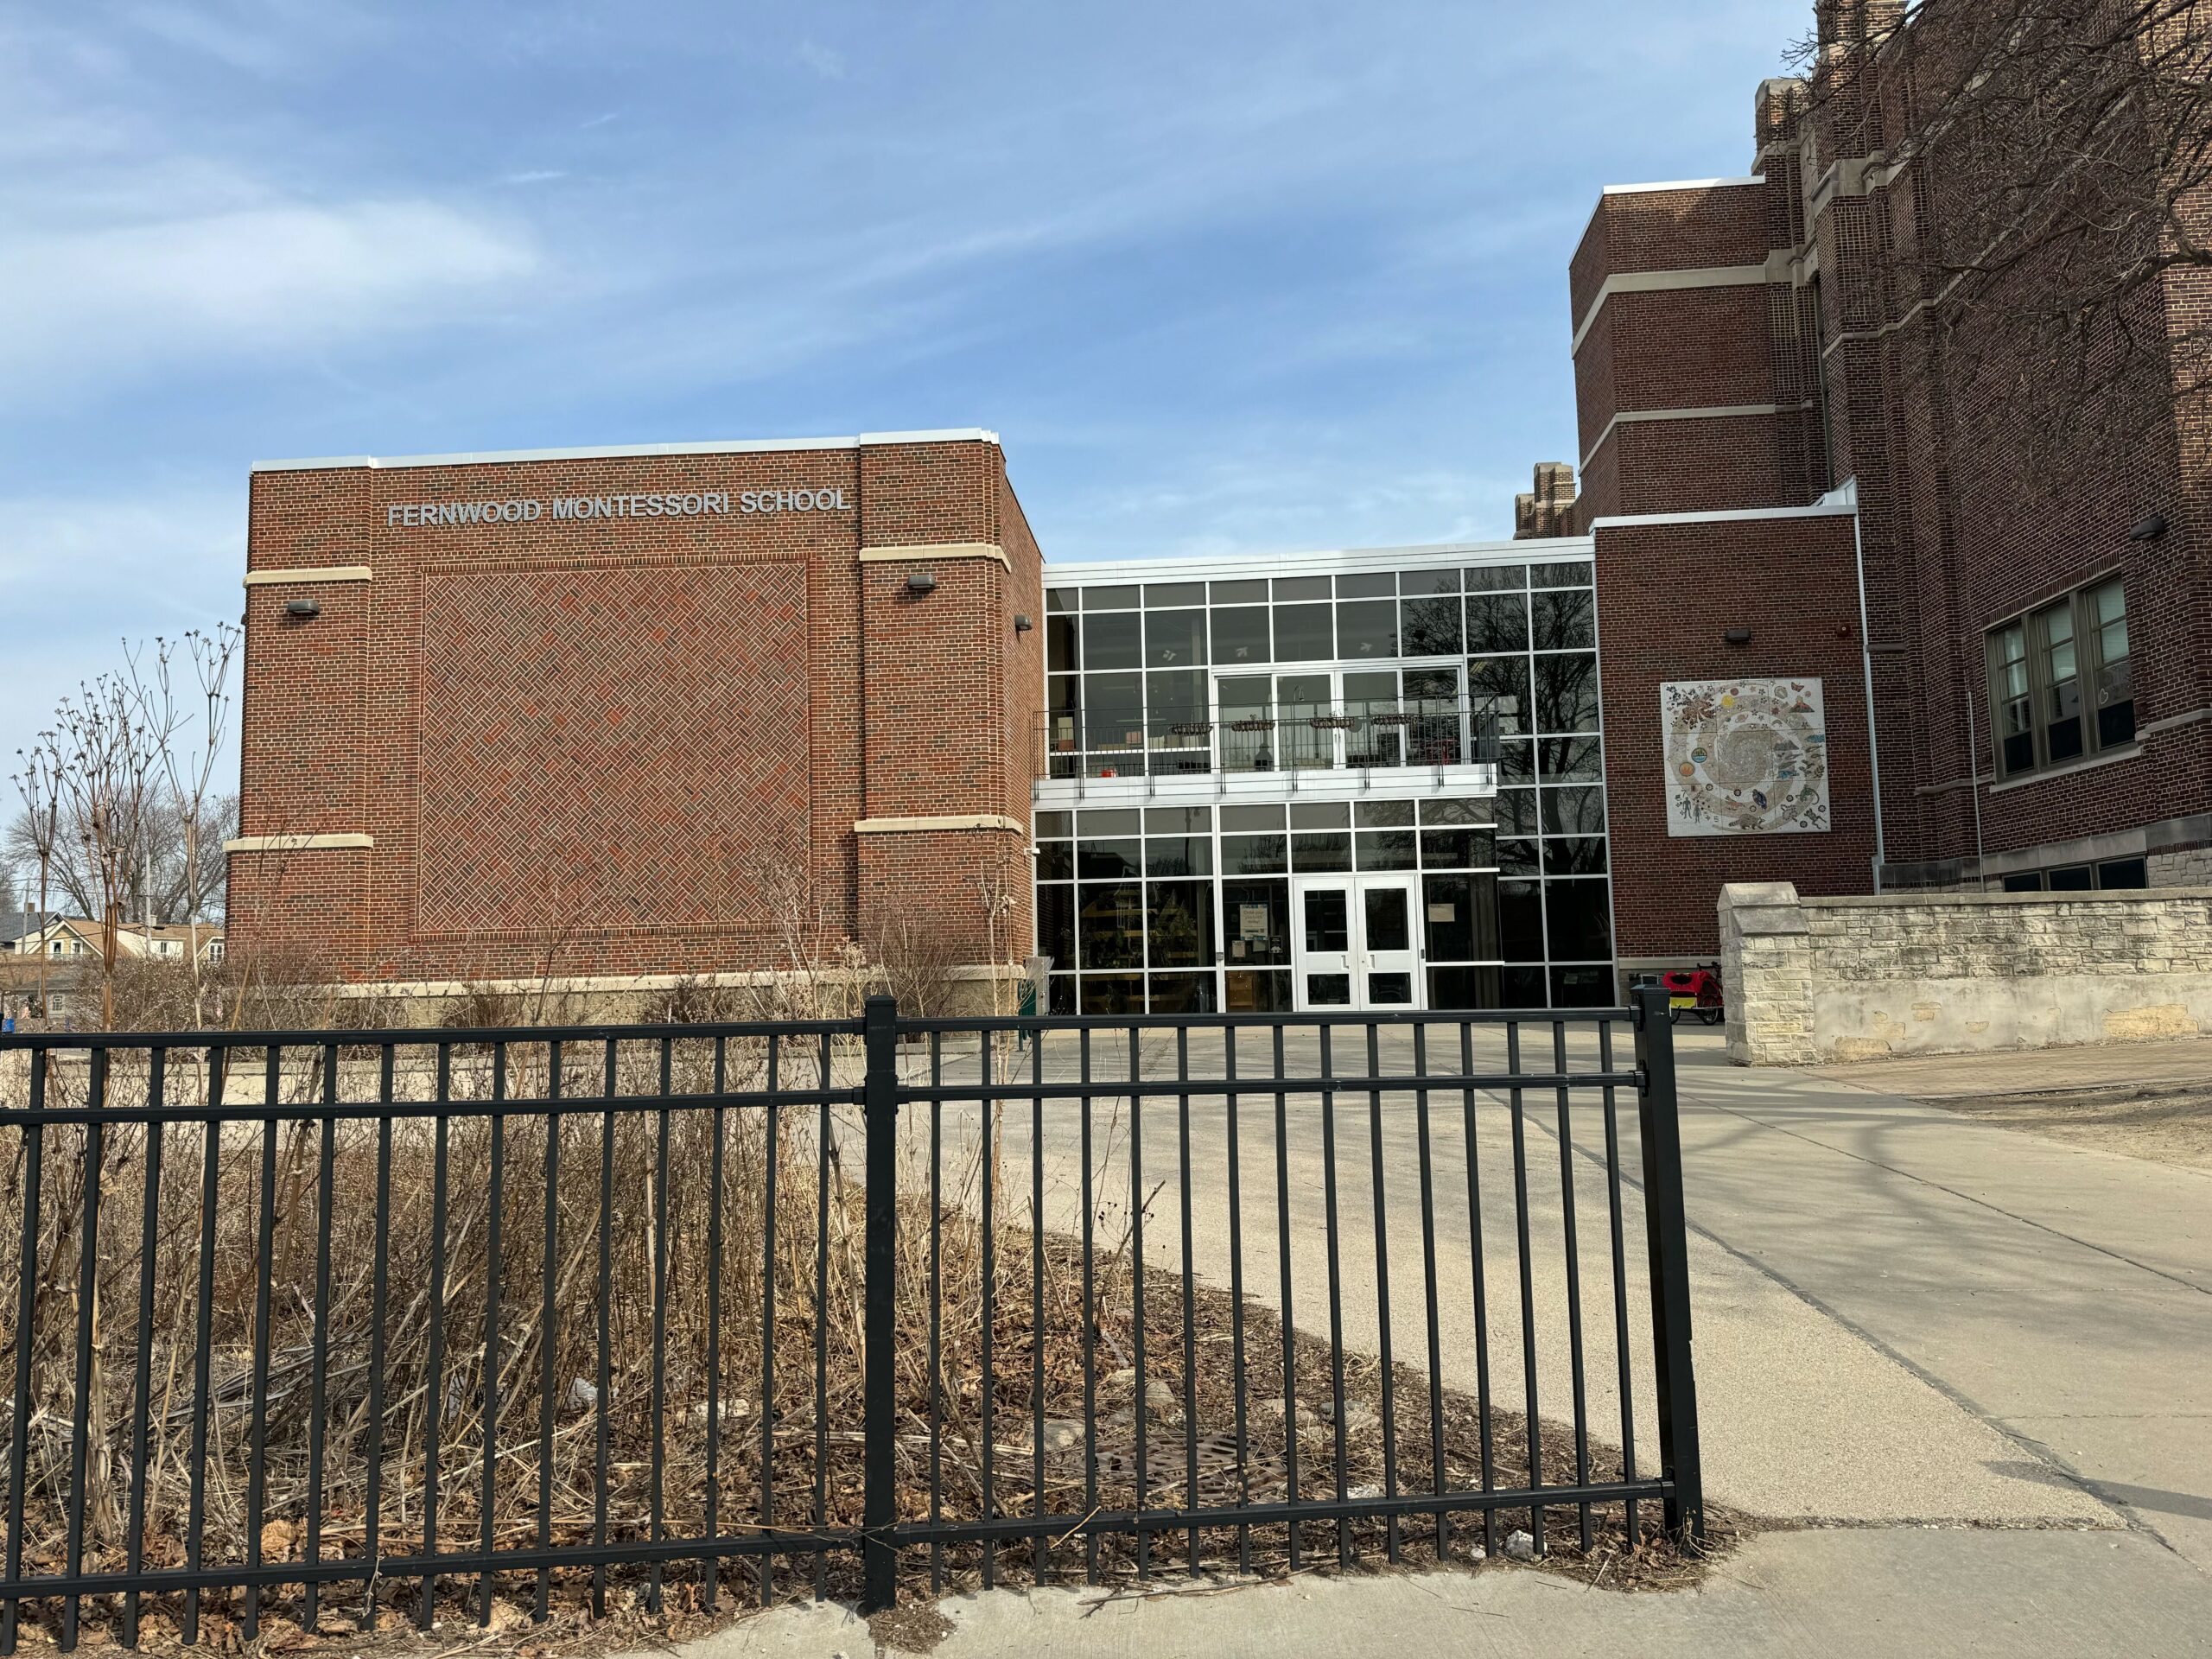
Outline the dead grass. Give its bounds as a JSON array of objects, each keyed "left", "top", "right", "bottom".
[{"left": 1935, "top": 1085, "right": 2212, "bottom": 1172}]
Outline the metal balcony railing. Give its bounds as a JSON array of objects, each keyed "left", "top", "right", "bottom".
[{"left": 1034, "top": 697, "right": 1501, "bottom": 782}]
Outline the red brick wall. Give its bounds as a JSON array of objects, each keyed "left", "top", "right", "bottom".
[
  {"left": 1568, "top": 183, "right": 1784, "bottom": 327},
  {"left": 230, "top": 436, "right": 1046, "bottom": 985},
  {"left": 1593, "top": 512, "right": 1878, "bottom": 961},
  {"left": 1568, "top": 179, "right": 1826, "bottom": 528},
  {"left": 1597, "top": 416, "right": 1820, "bottom": 518},
  {"left": 1796, "top": 16, "right": 2212, "bottom": 877},
  {"left": 1575, "top": 1, "right": 2210, "bottom": 887}
]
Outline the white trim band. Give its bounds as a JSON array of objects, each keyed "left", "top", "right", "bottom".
[
  {"left": 1589, "top": 499, "right": 1857, "bottom": 531},
  {"left": 251, "top": 429, "right": 1001, "bottom": 474},
  {"left": 854, "top": 814, "right": 1024, "bottom": 835},
  {"left": 225, "top": 833, "right": 374, "bottom": 853},
  {"left": 243, "top": 565, "right": 372, "bottom": 587},
  {"left": 320, "top": 962, "right": 1030, "bottom": 999},
  {"left": 1042, "top": 534, "right": 1592, "bottom": 586},
  {"left": 1580, "top": 403, "right": 1815, "bottom": 473},
  {"left": 1571, "top": 261, "right": 1783, "bottom": 355},
  {"left": 858, "top": 542, "right": 1011, "bottom": 569}
]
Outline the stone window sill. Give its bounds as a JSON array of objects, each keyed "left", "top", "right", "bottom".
[{"left": 1986, "top": 742, "right": 2142, "bottom": 795}]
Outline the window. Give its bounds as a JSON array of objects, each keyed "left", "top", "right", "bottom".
[
  {"left": 2088, "top": 579, "right": 2133, "bottom": 748},
  {"left": 1999, "top": 856, "right": 2146, "bottom": 893},
  {"left": 1986, "top": 580, "right": 2134, "bottom": 779},
  {"left": 1039, "top": 555, "right": 1612, "bottom": 1008}
]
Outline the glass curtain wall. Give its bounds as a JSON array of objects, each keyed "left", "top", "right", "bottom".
[
  {"left": 1035, "top": 797, "right": 1501, "bottom": 1014},
  {"left": 1037, "top": 555, "right": 1614, "bottom": 1011}
]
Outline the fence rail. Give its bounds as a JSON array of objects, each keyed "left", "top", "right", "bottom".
[{"left": 0, "top": 991, "right": 1700, "bottom": 1644}]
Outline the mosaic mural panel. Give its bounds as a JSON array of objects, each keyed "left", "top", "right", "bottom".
[{"left": 1661, "top": 677, "right": 1830, "bottom": 836}]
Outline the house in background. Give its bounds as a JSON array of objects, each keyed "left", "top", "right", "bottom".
[{"left": 2, "top": 918, "right": 225, "bottom": 963}]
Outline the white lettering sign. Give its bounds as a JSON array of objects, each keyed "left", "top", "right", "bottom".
[{"left": 384, "top": 487, "right": 851, "bottom": 528}]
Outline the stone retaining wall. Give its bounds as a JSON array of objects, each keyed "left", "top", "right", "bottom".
[{"left": 1718, "top": 881, "right": 2212, "bottom": 1065}]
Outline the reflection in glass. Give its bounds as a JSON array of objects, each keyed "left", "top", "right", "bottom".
[
  {"left": 1368, "top": 971, "right": 1414, "bottom": 1005},
  {"left": 1302, "top": 889, "right": 1351, "bottom": 952},
  {"left": 1078, "top": 973, "right": 1145, "bottom": 1014},
  {"left": 1146, "top": 607, "right": 1207, "bottom": 667},
  {"left": 1544, "top": 878, "right": 1612, "bottom": 960},
  {"left": 1337, "top": 600, "right": 1399, "bottom": 658},
  {"left": 1543, "top": 836, "right": 1608, "bottom": 874},
  {"left": 1538, "top": 736, "right": 1603, "bottom": 781},
  {"left": 1212, "top": 607, "right": 1270, "bottom": 665},
  {"left": 1306, "top": 973, "right": 1353, "bottom": 1007},
  {"left": 1500, "top": 879, "right": 1544, "bottom": 963},
  {"left": 1147, "top": 880, "right": 1217, "bottom": 967},
  {"left": 1541, "top": 784, "right": 1606, "bottom": 836},
  {"left": 1077, "top": 882, "right": 1143, "bottom": 969},
  {"left": 1466, "top": 593, "right": 1529, "bottom": 654},
  {"left": 1083, "top": 610, "right": 1142, "bottom": 668},
  {"left": 1470, "top": 655, "right": 1531, "bottom": 733},
  {"left": 1274, "top": 604, "right": 1334, "bottom": 660},
  {"left": 1535, "top": 653, "right": 1600, "bottom": 734},
  {"left": 1363, "top": 887, "right": 1412, "bottom": 951},
  {"left": 1532, "top": 589, "right": 1596, "bottom": 651},
  {"left": 1401, "top": 596, "right": 1462, "bottom": 655}
]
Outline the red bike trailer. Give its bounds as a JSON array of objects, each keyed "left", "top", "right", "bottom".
[{"left": 1657, "top": 966, "right": 1725, "bottom": 1025}]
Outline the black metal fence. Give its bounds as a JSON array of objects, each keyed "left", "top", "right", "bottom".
[{"left": 0, "top": 988, "right": 1700, "bottom": 1645}]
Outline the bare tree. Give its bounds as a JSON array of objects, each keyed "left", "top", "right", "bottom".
[
  {"left": 18, "top": 665, "right": 167, "bottom": 1027},
  {"left": 1790, "top": 0, "right": 2212, "bottom": 481},
  {"left": 10, "top": 746, "right": 62, "bottom": 1016},
  {"left": 129, "top": 626, "right": 241, "bottom": 1023}
]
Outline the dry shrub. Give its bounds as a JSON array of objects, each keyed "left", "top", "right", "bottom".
[{"left": 866, "top": 899, "right": 963, "bottom": 1020}]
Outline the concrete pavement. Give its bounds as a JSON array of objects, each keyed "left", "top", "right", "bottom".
[
  {"left": 676, "top": 1529, "right": 2211, "bottom": 1656},
  {"left": 658, "top": 1020, "right": 2212, "bottom": 1652},
  {"left": 936, "top": 1023, "right": 2125, "bottom": 1529},
  {"left": 1672, "top": 1029, "right": 2212, "bottom": 1570}
]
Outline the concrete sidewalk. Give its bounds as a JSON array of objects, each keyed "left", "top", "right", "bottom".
[
  {"left": 1670, "top": 1030, "right": 2212, "bottom": 1573},
  {"left": 650, "top": 1023, "right": 2212, "bottom": 1654},
  {"left": 656, "top": 1529, "right": 2212, "bottom": 1656}
]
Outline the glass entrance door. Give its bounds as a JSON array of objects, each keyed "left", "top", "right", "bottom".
[{"left": 1292, "top": 874, "right": 1425, "bottom": 1011}]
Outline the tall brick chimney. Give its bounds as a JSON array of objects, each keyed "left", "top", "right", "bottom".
[
  {"left": 1514, "top": 461, "right": 1579, "bottom": 539},
  {"left": 1815, "top": 0, "right": 1903, "bottom": 48}
]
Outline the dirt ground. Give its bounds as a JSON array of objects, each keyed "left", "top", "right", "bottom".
[{"left": 1930, "top": 1085, "right": 2212, "bottom": 1172}]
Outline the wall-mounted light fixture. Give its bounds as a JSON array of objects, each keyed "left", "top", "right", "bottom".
[
  {"left": 1724, "top": 626, "right": 1752, "bottom": 645},
  {"left": 285, "top": 598, "right": 322, "bottom": 619},
  {"left": 1014, "top": 613, "right": 1033, "bottom": 632},
  {"left": 2131, "top": 512, "right": 2168, "bottom": 542},
  {"left": 907, "top": 569, "right": 937, "bottom": 594}
]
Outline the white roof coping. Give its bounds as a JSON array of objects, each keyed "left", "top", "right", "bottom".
[
  {"left": 1601, "top": 175, "right": 1766, "bottom": 195},
  {"left": 1044, "top": 534, "right": 1595, "bottom": 585},
  {"left": 1588, "top": 498, "right": 1855, "bottom": 530},
  {"left": 251, "top": 429, "right": 1001, "bottom": 474}
]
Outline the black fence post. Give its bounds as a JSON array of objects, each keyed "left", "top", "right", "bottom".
[
  {"left": 861, "top": 995, "right": 901, "bottom": 1611},
  {"left": 1632, "top": 984, "right": 1705, "bottom": 1541}
]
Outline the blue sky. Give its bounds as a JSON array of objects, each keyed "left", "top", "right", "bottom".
[{"left": 1, "top": 0, "right": 1802, "bottom": 768}]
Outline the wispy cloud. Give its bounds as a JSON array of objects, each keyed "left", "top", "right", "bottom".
[
  {"left": 794, "top": 39, "right": 846, "bottom": 80},
  {"left": 0, "top": 198, "right": 540, "bottom": 394},
  {"left": 117, "top": 0, "right": 383, "bottom": 77},
  {"left": 0, "top": 0, "right": 1805, "bottom": 766}
]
